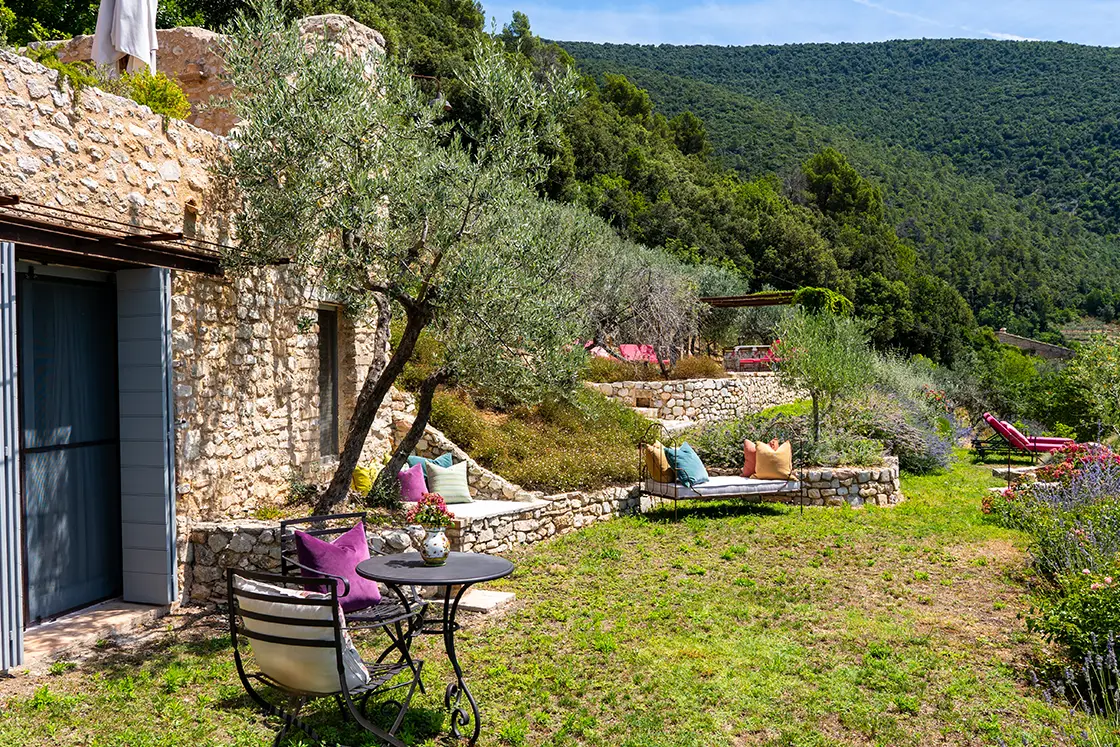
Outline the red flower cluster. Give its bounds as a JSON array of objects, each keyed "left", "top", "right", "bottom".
[
  {"left": 1036, "top": 442, "right": 1120, "bottom": 485},
  {"left": 919, "top": 385, "right": 950, "bottom": 413},
  {"left": 406, "top": 492, "right": 454, "bottom": 528}
]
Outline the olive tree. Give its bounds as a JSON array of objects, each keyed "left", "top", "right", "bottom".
[
  {"left": 576, "top": 228, "right": 701, "bottom": 374},
  {"left": 219, "top": 0, "right": 584, "bottom": 509},
  {"left": 774, "top": 309, "right": 875, "bottom": 442}
]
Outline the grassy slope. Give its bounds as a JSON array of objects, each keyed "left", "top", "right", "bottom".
[{"left": 0, "top": 458, "right": 1101, "bottom": 746}]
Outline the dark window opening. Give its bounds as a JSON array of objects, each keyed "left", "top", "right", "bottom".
[{"left": 318, "top": 308, "right": 339, "bottom": 457}]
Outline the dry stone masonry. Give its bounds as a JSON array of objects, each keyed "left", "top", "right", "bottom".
[
  {"left": 800, "top": 457, "right": 902, "bottom": 508},
  {"left": 587, "top": 372, "right": 803, "bottom": 422}
]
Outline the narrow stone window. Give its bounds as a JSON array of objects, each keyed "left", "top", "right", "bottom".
[{"left": 318, "top": 308, "right": 339, "bottom": 457}]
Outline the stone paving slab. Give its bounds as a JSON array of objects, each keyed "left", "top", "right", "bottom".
[
  {"left": 432, "top": 588, "right": 515, "bottom": 614},
  {"left": 21, "top": 600, "right": 169, "bottom": 670}
]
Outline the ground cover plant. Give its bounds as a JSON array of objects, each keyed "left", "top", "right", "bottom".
[
  {"left": 429, "top": 387, "right": 650, "bottom": 492},
  {"left": 3, "top": 457, "right": 1116, "bottom": 746}
]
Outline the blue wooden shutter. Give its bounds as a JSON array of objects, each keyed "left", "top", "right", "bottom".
[
  {"left": 116, "top": 269, "right": 177, "bottom": 605},
  {"left": 0, "top": 242, "right": 23, "bottom": 669}
]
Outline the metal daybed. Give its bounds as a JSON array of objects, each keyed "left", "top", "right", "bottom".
[{"left": 638, "top": 423, "right": 806, "bottom": 518}]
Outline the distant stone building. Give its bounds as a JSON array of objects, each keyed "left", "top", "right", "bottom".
[{"left": 0, "top": 17, "right": 394, "bottom": 668}]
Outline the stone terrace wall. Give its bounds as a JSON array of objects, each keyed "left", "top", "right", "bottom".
[
  {"left": 801, "top": 457, "right": 902, "bottom": 508},
  {"left": 587, "top": 372, "right": 802, "bottom": 422},
  {"left": 54, "top": 15, "right": 387, "bottom": 136},
  {"left": 0, "top": 50, "right": 394, "bottom": 519},
  {"left": 393, "top": 420, "right": 527, "bottom": 501},
  {"left": 449, "top": 486, "right": 666, "bottom": 555},
  {"left": 180, "top": 519, "right": 423, "bottom": 603}
]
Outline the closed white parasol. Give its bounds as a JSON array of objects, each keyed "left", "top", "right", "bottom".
[{"left": 92, "top": 0, "right": 159, "bottom": 75}]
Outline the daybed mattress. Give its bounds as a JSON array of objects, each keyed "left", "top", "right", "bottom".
[{"left": 643, "top": 475, "right": 801, "bottom": 499}]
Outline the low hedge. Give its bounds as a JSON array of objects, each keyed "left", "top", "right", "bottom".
[{"left": 585, "top": 355, "right": 727, "bottom": 383}]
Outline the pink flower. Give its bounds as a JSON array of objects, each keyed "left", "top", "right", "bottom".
[
  {"left": 1106, "top": 577, "right": 1114, "bottom": 585},
  {"left": 1083, "top": 569, "right": 1092, "bottom": 575}
]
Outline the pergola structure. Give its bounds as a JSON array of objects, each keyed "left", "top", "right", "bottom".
[{"left": 698, "top": 290, "right": 796, "bottom": 308}]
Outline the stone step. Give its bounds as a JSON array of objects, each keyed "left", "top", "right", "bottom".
[
  {"left": 992, "top": 465, "right": 1039, "bottom": 480},
  {"left": 632, "top": 406, "right": 660, "bottom": 419},
  {"left": 432, "top": 589, "right": 515, "bottom": 614}
]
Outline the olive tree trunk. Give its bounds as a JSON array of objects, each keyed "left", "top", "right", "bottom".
[
  {"left": 373, "top": 369, "right": 449, "bottom": 500},
  {"left": 317, "top": 299, "right": 430, "bottom": 513}
]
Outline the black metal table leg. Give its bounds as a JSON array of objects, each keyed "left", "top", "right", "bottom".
[{"left": 441, "top": 582, "right": 480, "bottom": 745}]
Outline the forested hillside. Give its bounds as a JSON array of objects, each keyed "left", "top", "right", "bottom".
[
  {"left": 562, "top": 42, "right": 1120, "bottom": 335},
  {"left": 563, "top": 40, "right": 1120, "bottom": 236},
  {"left": 15, "top": 0, "right": 1120, "bottom": 357}
]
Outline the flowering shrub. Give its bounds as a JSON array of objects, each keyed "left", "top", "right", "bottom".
[
  {"left": 405, "top": 493, "right": 453, "bottom": 529},
  {"left": 1028, "top": 566, "right": 1120, "bottom": 659}
]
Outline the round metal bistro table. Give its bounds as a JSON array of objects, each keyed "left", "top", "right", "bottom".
[{"left": 356, "top": 551, "right": 514, "bottom": 745}]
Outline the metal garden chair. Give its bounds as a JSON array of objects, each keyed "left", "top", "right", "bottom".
[
  {"left": 227, "top": 567, "right": 423, "bottom": 747},
  {"left": 278, "top": 512, "right": 427, "bottom": 688}
]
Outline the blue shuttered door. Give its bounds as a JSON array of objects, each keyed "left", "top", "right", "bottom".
[
  {"left": 116, "top": 269, "right": 176, "bottom": 605},
  {"left": 19, "top": 273, "right": 122, "bottom": 622},
  {"left": 0, "top": 242, "right": 23, "bottom": 669}
]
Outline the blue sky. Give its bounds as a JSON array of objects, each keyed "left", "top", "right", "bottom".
[{"left": 480, "top": 0, "right": 1120, "bottom": 46}]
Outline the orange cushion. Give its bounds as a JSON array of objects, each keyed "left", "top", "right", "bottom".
[
  {"left": 753, "top": 440, "right": 794, "bottom": 480},
  {"left": 643, "top": 441, "right": 675, "bottom": 483},
  {"left": 742, "top": 438, "right": 779, "bottom": 477}
]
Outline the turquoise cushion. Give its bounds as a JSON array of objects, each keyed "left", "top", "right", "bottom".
[
  {"left": 664, "top": 442, "right": 710, "bottom": 487},
  {"left": 408, "top": 452, "right": 453, "bottom": 469}
]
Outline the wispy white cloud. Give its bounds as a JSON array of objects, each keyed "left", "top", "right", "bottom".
[
  {"left": 849, "top": 0, "right": 946, "bottom": 29},
  {"left": 967, "top": 27, "right": 1041, "bottom": 42}
]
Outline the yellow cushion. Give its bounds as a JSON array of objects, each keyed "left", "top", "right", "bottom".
[
  {"left": 643, "top": 441, "right": 675, "bottom": 483},
  {"left": 350, "top": 464, "right": 376, "bottom": 496},
  {"left": 753, "top": 441, "right": 794, "bottom": 480}
]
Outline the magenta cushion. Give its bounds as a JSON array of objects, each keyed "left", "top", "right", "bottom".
[
  {"left": 293, "top": 522, "right": 381, "bottom": 612},
  {"left": 398, "top": 462, "right": 428, "bottom": 502}
]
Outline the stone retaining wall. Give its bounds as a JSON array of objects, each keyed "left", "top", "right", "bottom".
[
  {"left": 586, "top": 373, "right": 803, "bottom": 422},
  {"left": 394, "top": 421, "right": 526, "bottom": 501},
  {"left": 801, "top": 457, "right": 902, "bottom": 508},
  {"left": 448, "top": 486, "right": 666, "bottom": 555},
  {"left": 179, "top": 519, "right": 423, "bottom": 603}
]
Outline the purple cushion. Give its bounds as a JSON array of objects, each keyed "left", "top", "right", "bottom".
[
  {"left": 398, "top": 462, "right": 427, "bottom": 502},
  {"left": 293, "top": 522, "right": 381, "bottom": 612}
]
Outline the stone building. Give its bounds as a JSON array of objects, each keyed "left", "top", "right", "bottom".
[{"left": 0, "top": 17, "right": 391, "bottom": 668}]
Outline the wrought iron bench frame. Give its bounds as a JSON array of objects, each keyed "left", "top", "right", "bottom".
[{"left": 637, "top": 422, "right": 807, "bottom": 518}]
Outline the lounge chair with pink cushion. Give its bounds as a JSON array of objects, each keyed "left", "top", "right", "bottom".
[{"left": 974, "top": 412, "right": 1074, "bottom": 462}]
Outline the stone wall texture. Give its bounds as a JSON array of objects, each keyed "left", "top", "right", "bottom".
[
  {"left": 587, "top": 372, "right": 803, "bottom": 422},
  {"left": 52, "top": 15, "right": 387, "bottom": 136},
  {"left": 0, "top": 49, "right": 395, "bottom": 521},
  {"left": 801, "top": 457, "right": 902, "bottom": 508},
  {"left": 171, "top": 268, "right": 400, "bottom": 519}
]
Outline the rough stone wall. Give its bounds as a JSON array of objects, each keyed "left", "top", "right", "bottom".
[
  {"left": 53, "top": 15, "right": 387, "bottom": 137},
  {"left": 449, "top": 486, "right": 666, "bottom": 555},
  {"left": 587, "top": 372, "right": 803, "bottom": 422},
  {"left": 180, "top": 519, "right": 422, "bottom": 603},
  {"left": 0, "top": 50, "right": 394, "bottom": 520},
  {"left": 171, "top": 269, "right": 397, "bottom": 519},
  {"left": 0, "top": 48, "right": 227, "bottom": 240},
  {"left": 392, "top": 420, "right": 527, "bottom": 501},
  {"left": 801, "top": 457, "right": 902, "bottom": 508}
]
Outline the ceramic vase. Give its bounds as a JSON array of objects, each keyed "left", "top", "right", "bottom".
[{"left": 420, "top": 527, "right": 450, "bottom": 566}]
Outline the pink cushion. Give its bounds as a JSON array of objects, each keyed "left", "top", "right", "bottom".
[
  {"left": 293, "top": 523, "right": 381, "bottom": 612},
  {"left": 398, "top": 462, "right": 427, "bottom": 502}
]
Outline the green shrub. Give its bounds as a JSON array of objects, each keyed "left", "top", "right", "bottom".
[
  {"left": 429, "top": 387, "right": 652, "bottom": 492},
  {"left": 585, "top": 356, "right": 660, "bottom": 383},
  {"left": 685, "top": 414, "right": 809, "bottom": 469},
  {"left": 24, "top": 45, "right": 97, "bottom": 92},
  {"left": 808, "top": 434, "right": 886, "bottom": 467},
  {"left": 1028, "top": 567, "right": 1120, "bottom": 658},
  {"left": 118, "top": 69, "right": 191, "bottom": 120},
  {"left": 668, "top": 356, "right": 726, "bottom": 380}
]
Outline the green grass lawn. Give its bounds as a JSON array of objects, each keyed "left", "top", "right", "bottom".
[{"left": 0, "top": 458, "right": 1106, "bottom": 746}]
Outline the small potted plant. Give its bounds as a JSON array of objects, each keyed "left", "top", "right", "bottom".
[{"left": 406, "top": 493, "right": 454, "bottom": 566}]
